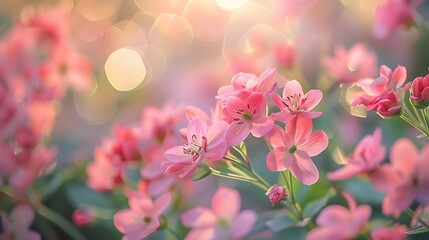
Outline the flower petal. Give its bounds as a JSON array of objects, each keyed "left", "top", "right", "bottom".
[
  {"left": 251, "top": 116, "right": 274, "bottom": 137},
  {"left": 266, "top": 148, "right": 292, "bottom": 172},
  {"left": 303, "top": 90, "right": 323, "bottom": 111},
  {"left": 181, "top": 207, "right": 217, "bottom": 228},
  {"left": 187, "top": 116, "right": 208, "bottom": 144},
  {"left": 289, "top": 150, "right": 319, "bottom": 185},
  {"left": 152, "top": 192, "right": 171, "bottom": 216},
  {"left": 225, "top": 121, "right": 251, "bottom": 146},
  {"left": 212, "top": 187, "right": 240, "bottom": 221},
  {"left": 164, "top": 146, "right": 194, "bottom": 163},
  {"left": 298, "top": 130, "right": 328, "bottom": 157},
  {"left": 390, "top": 138, "right": 418, "bottom": 178},
  {"left": 282, "top": 80, "right": 304, "bottom": 98},
  {"left": 230, "top": 210, "right": 257, "bottom": 239}
]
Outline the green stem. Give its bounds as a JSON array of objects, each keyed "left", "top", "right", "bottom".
[
  {"left": 36, "top": 205, "right": 87, "bottom": 240},
  {"left": 165, "top": 227, "right": 181, "bottom": 240},
  {"left": 406, "top": 208, "right": 429, "bottom": 230},
  {"left": 209, "top": 168, "right": 258, "bottom": 183}
]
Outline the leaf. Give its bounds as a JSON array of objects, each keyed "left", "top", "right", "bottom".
[
  {"left": 192, "top": 163, "right": 211, "bottom": 181},
  {"left": 66, "top": 183, "right": 113, "bottom": 209},
  {"left": 266, "top": 215, "right": 296, "bottom": 232},
  {"left": 302, "top": 191, "right": 331, "bottom": 218},
  {"left": 407, "top": 227, "right": 429, "bottom": 235}
]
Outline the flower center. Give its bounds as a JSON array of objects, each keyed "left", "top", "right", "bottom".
[
  {"left": 242, "top": 112, "right": 252, "bottom": 120},
  {"left": 182, "top": 134, "right": 207, "bottom": 162},
  {"left": 289, "top": 145, "right": 297, "bottom": 153},
  {"left": 218, "top": 218, "right": 229, "bottom": 229},
  {"left": 143, "top": 216, "right": 151, "bottom": 223},
  {"left": 282, "top": 93, "right": 307, "bottom": 112}
]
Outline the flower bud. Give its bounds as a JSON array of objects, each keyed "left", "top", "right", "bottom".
[
  {"left": 266, "top": 184, "right": 288, "bottom": 205},
  {"left": 72, "top": 208, "right": 96, "bottom": 227},
  {"left": 410, "top": 74, "right": 429, "bottom": 109}
]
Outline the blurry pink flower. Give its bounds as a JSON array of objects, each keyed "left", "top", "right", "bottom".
[
  {"left": 114, "top": 191, "right": 171, "bottom": 240},
  {"left": 373, "top": 0, "right": 421, "bottom": 39},
  {"left": 217, "top": 68, "right": 277, "bottom": 105},
  {"left": 163, "top": 116, "right": 228, "bottom": 179},
  {"left": 410, "top": 74, "right": 429, "bottom": 108},
  {"left": 39, "top": 45, "right": 92, "bottom": 97},
  {"left": 72, "top": 208, "right": 96, "bottom": 227},
  {"left": 306, "top": 192, "right": 371, "bottom": 240},
  {"left": 141, "top": 104, "right": 183, "bottom": 144},
  {"left": 224, "top": 93, "right": 274, "bottom": 146},
  {"left": 0, "top": 89, "right": 16, "bottom": 128},
  {"left": 266, "top": 117, "right": 328, "bottom": 185},
  {"left": 181, "top": 187, "right": 257, "bottom": 240},
  {"left": 324, "top": 43, "right": 377, "bottom": 84},
  {"left": 87, "top": 126, "right": 141, "bottom": 192},
  {"left": 370, "top": 139, "right": 429, "bottom": 217},
  {"left": 266, "top": 184, "right": 288, "bottom": 205},
  {"left": 270, "top": 80, "right": 323, "bottom": 123},
  {"left": 272, "top": 42, "right": 295, "bottom": 69},
  {"left": 0, "top": 205, "right": 41, "bottom": 240},
  {"left": 328, "top": 128, "right": 386, "bottom": 181},
  {"left": 14, "top": 124, "right": 40, "bottom": 149},
  {"left": 370, "top": 224, "right": 407, "bottom": 240}
]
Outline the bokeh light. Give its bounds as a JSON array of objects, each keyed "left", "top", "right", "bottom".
[
  {"left": 105, "top": 48, "right": 147, "bottom": 91},
  {"left": 149, "top": 13, "right": 193, "bottom": 58}
]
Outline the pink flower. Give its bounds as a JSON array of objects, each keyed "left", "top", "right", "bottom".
[
  {"left": 114, "top": 191, "right": 171, "bottom": 240},
  {"left": 216, "top": 68, "right": 277, "bottom": 105},
  {"left": 87, "top": 126, "right": 141, "bottom": 192},
  {"left": 410, "top": 74, "right": 429, "bottom": 108},
  {"left": 373, "top": 0, "right": 421, "bottom": 39},
  {"left": 370, "top": 139, "right": 429, "bottom": 217},
  {"left": 39, "top": 45, "right": 92, "bottom": 97},
  {"left": 306, "top": 192, "right": 371, "bottom": 240},
  {"left": 224, "top": 93, "right": 274, "bottom": 146},
  {"left": 353, "top": 65, "right": 410, "bottom": 117},
  {"left": 370, "top": 224, "right": 407, "bottom": 240},
  {"left": 141, "top": 104, "right": 183, "bottom": 144},
  {"left": 328, "top": 128, "right": 386, "bottom": 181},
  {"left": 0, "top": 205, "right": 41, "bottom": 240},
  {"left": 270, "top": 80, "right": 323, "bottom": 123},
  {"left": 181, "top": 187, "right": 257, "bottom": 240},
  {"left": 14, "top": 124, "right": 40, "bottom": 150},
  {"left": 272, "top": 42, "right": 295, "bottom": 69},
  {"left": 266, "top": 184, "right": 288, "bottom": 205},
  {"left": 163, "top": 116, "right": 228, "bottom": 179},
  {"left": 324, "top": 43, "right": 377, "bottom": 84},
  {"left": 72, "top": 208, "right": 96, "bottom": 227},
  {"left": 266, "top": 117, "right": 328, "bottom": 185}
]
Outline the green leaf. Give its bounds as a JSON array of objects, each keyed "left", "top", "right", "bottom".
[
  {"left": 192, "top": 163, "right": 211, "bottom": 181},
  {"left": 302, "top": 191, "right": 331, "bottom": 218},
  {"left": 266, "top": 215, "right": 296, "bottom": 232},
  {"left": 66, "top": 183, "right": 113, "bottom": 209},
  {"left": 407, "top": 227, "right": 429, "bottom": 235}
]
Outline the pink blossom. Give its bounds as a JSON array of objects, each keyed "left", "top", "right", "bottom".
[
  {"left": 266, "top": 184, "right": 288, "bottom": 205},
  {"left": 163, "top": 116, "right": 228, "bottom": 179},
  {"left": 38, "top": 45, "right": 92, "bottom": 97},
  {"left": 324, "top": 43, "right": 377, "bottom": 84},
  {"left": 370, "top": 224, "right": 407, "bottom": 240},
  {"left": 216, "top": 68, "right": 277, "bottom": 106},
  {"left": 14, "top": 124, "right": 40, "bottom": 150},
  {"left": 266, "top": 117, "right": 328, "bottom": 185},
  {"left": 224, "top": 93, "right": 274, "bottom": 146},
  {"left": 114, "top": 191, "right": 171, "bottom": 240},
  {"left": 353, "top": 65, "right": 410, "bottom": 117},
  {"left": 270, "top": 80, "right": 323, "bottom": 123},
  {"left": 370, "top": 139, "right": 429, "bottom": 217},
  {"left": 72, "top": 208, "right": 96, "bottom": 227},
  {"left": 87, "top": 126, "right": 140, "bottom": 192},
  {"left": 373, "top": 0, "right": 421, "bottom": 39},
  {"left": 0, "top": 88, "right": 16, "bottom": 128},
  {"left": 181, "top": 187, "right": 257, "bottom": 240},
  {"left": 272, "top": 42, "right": 295, "bottom": 69},
  {"left": 140, "top": 104, "right": 183, "bottom": 144},
  {"left": 0, "top": 205, "right": 41, "bottom": 240},
  {"left": 328, "top": 128, "right": 386, "bottom": 181},
  {"left": 410, "top": 73, "right": 429, "bottom": 108},
  {"left": 306, "top": 192, "right": 371, "bottom": 240}
]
